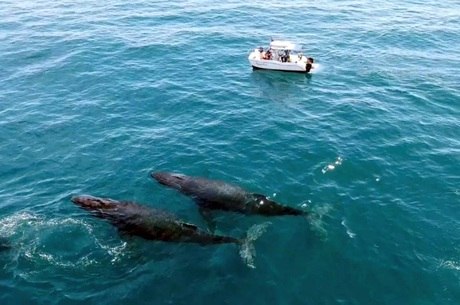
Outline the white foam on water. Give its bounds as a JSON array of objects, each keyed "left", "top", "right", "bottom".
[
  {"left": 0, "top": 212, "right": 40, "bottom": 236},
  {"left": 322, "top": 157, "right": 343, "bottom": 174},
  {"left": 310, "top": 63, "right": 322, "bottom": 74},
  {"left": 96, "top": 240, "right": 128, "bottom": 263},
  {"left": 300, "top": 199, "right": 312, "bottom": 209},
  {"left": 341, "top": 218, "right": 356, "bottom": 238},
  {"left": 0, "top": 211, "right": 128, "bottom": 268},
  {"left": 439, "top": 259, "right": 460, "bottom": 272}
]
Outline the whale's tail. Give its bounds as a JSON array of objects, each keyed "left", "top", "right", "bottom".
[
  {"left": 195, "top": 222, "right": 271, "bottom": 268},
  {"left": 305, "top": 203, "right": 333, "bottom": 240},
  {"left": 238, "top": 222, "right": 271, "bottom": 268}
]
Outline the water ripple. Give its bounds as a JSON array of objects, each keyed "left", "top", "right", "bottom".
[{"left": 1, "top": 0, "right": 460, "bottom": 304}]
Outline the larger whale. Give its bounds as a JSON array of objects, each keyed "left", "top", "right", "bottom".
[
  {"left": 71, "top": 195, "right": 267, "bottom": 268},
  {"left": 151, "top": 172, "right": 306, "bottom": 217}
]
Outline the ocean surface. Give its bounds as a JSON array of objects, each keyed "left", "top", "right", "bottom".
[{"left": 0, "top": 0, "right": 459, "bottom": 304}]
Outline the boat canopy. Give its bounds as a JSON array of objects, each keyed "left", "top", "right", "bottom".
[{"left": 269, "top": 40, "right": 302, "bottom": 51}]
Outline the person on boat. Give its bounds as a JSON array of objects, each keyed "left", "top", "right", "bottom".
[
  {"left": 258, "top": 47, "right": 265, "bottom": 59},
  {"left": 285, "top": 50, "right": 290, "bottom": 62},
  {"left": 264, "top": 49, "right": 272, "bottom": 60},
  {"left": 305, "top": 57, "right": 314, "bottom": 73}
]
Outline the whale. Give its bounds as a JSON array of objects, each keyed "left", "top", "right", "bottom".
[
  {"left": 71, "top": 195, "right": 269, "bottom": 268},
  {"left": 71, "top": 195, "right": 239, "bottom": 245},
  {"left": 151, "top": 172, "right": 306, "bottom": 217}
]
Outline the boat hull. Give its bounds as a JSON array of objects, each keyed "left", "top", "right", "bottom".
[
  {"left": 251, "top": 65, "right": 307, "bottom": 73},
  {"left": 248, "top": 50, "right": 311, "bottom": 73}
]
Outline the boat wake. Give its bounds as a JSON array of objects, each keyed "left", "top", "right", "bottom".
[
  {"left": 341, "top": 218, "right": 357, "bottom": 238},
  {"left": 0, "top": 212, "right": 128, "bottom": 269}
]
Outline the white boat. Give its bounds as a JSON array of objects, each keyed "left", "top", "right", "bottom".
[{"left": 248, "top": 40, "right": 316, "bottom": 73}]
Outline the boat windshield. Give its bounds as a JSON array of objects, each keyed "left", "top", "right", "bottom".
[{"left": 269, "top": 40, "right": 302, "bottom": 52}]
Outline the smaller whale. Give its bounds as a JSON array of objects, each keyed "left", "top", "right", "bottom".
[
  {"left": 71, "top": 195, "right": 268, "bottom": 268},
  {"left": 151, "top": 172, "right": 306, "bottom": 217}
]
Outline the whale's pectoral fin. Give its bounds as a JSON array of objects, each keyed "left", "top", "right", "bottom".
[
  {"left": 117, "top": 230, "right": 136, "bottom": 240},
  {"left": 180, "top": 222, "right": 199, "bottom": 231},
  {"left": 199, "top": 207, "right": 217, "bottom": 234},
  {"left": 115, "top": 223, "right": 138, "bottom": 238}
]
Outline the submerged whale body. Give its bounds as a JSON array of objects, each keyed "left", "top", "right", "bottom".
[
  {"left": 71, "top": 195, "right": 239, "bottom": 245},
  {"left": 151, "top": 172, "right": 305, "bottom": 216},
  {"left": 0, "top": 237, "right": 11, "bottom": 251}
]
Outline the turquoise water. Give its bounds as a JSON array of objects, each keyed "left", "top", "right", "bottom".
[{"left": 1, "top": 0, "right": 459, "bottom": 304}]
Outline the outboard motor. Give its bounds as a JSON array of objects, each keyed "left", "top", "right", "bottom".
[{"left": 306, "top": 57, "right": 314, "bottom": 73}]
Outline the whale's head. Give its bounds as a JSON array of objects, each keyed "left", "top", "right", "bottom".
[
  {"left": 71, "top": 195, "right": 117, "bottom": 210},
  {"left": 151, "top": 172, "right": 187, "bottom": 189}
]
